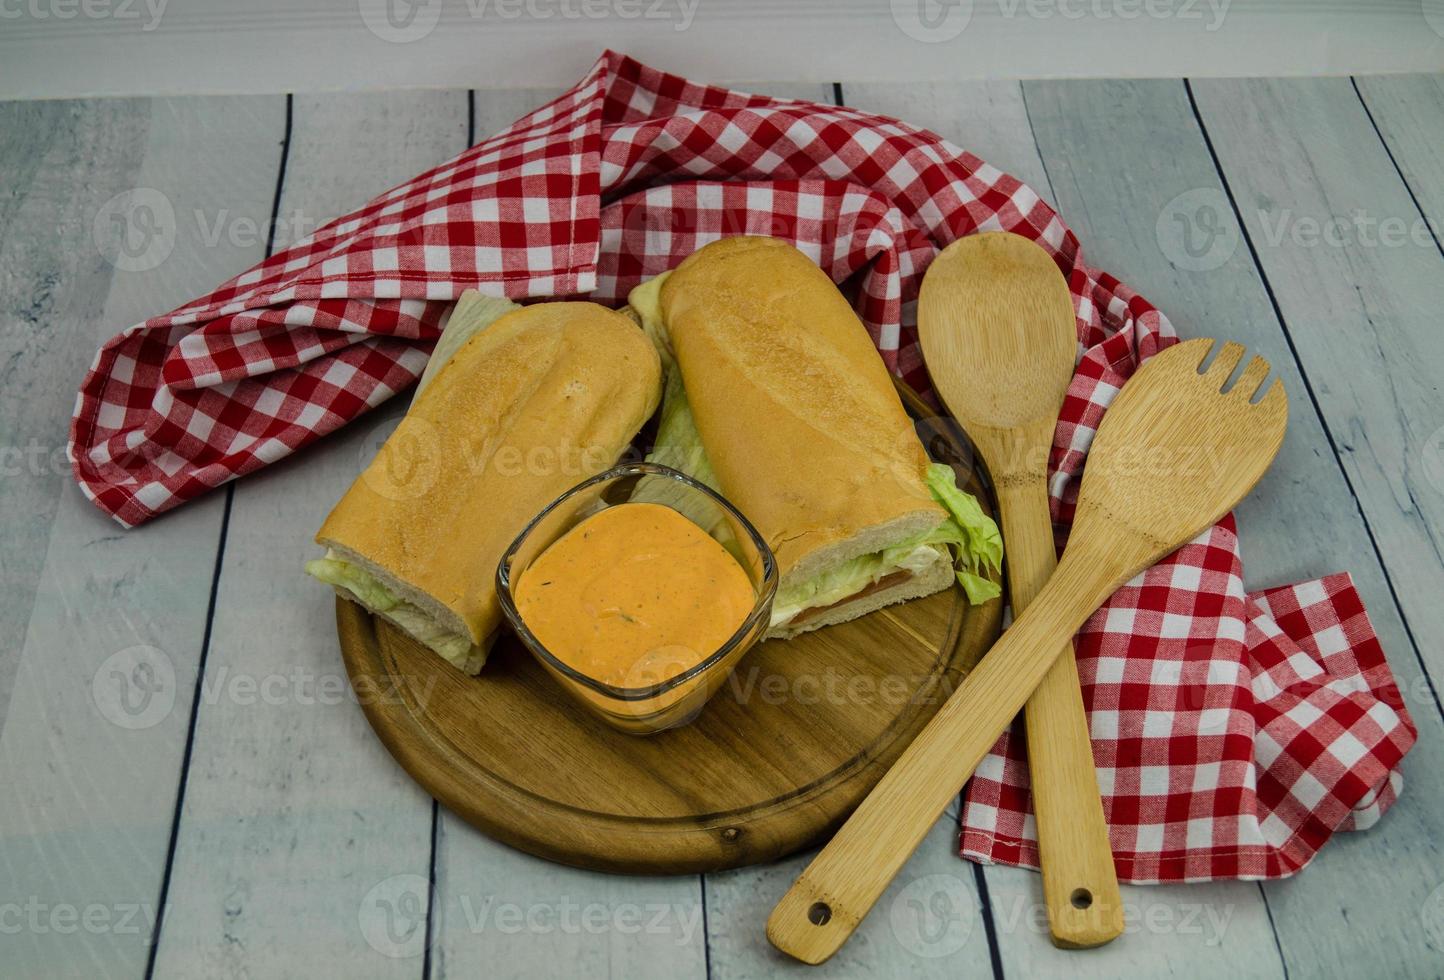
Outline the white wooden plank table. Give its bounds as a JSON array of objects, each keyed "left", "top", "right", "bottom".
[{"left": 1, "top": 75, "right": 1441, "bottom": 980}]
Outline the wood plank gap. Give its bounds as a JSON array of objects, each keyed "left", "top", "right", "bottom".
[
  {"left": 1256, "top": 880, "right": 1291, "bottom": 980},
  {"left": 1182, "top": 78, "right": 1443, "bottom": 730},
  {"left": 263, "top": 94, "right": 296, "bottom": 254},
  {"left": 423, "top": 799, "right": 440, "bottom": 980},
  {"left": 833, "top": 70, "right": 996, "bottom": 950},
  {"left": 1017, "top": 84, "right": 1061, "bottom": 213},
  {"left": 1349, "top": 76, "right": 1444, "bottom": 260},
  {"left": 971, "top": 861, "right": 1006, "bottom": 980},
  {"left": 143, "top": 92, "right": 294, "bottom": 978},
  {"left": 700, "top": 874, "right": 713, "bottom": 980},
  {"left": 143, "top": 484, "right": 235, "bottom": 980}
]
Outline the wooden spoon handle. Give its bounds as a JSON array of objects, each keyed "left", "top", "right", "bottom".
[
  {"left": 1026, "top": 644, "right": 1125, "bottom": 945},
  {"left": 996, "top": 476, "right": 1125, "bottom": 948},
  {"left": 766, "top": 553, "right": 1108, "bottom": 964}
]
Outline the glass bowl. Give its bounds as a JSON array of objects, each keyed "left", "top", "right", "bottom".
[{"left": 495, "top": 463, "right": 778, "bottom": 735}]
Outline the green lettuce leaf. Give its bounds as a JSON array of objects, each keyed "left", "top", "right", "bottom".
[
  {"left": 627, "top": 273, "right": 1004, "bottom": 620},
  {"left": 628, "top": 271, "right": 674, "bottom": 373},
  {"left": 414, "top": 290, "right": 521, "bottom": 400},
  {"left": 771, "top": 543, "right": 946, "bottom": 626},
  {"left": 647, "top": 367, "right": 720, "bottom": 491},
  {"left": 630, "top": 274, "right": 736, "bottom": 544},
  {"left": 923, "top": 463, "right": 1003, "bottom": 603},
  {"left": 305, "top": 552, "right": 479, "bottom": 668}
]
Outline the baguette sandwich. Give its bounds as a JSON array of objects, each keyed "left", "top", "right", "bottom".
[
  {"left": 629, "top": 236, "right": 1000, "bottom": 638},
  {"left": 306, "top": 296, "right": 662, "bottom": 673}
]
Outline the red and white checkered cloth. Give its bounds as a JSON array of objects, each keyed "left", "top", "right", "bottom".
[
  {"left": 70, "top": 51, "right": 1416, "bottom": 882},
  {"left": 962, "top": 337, "right": 1417, "bottom": 881}
]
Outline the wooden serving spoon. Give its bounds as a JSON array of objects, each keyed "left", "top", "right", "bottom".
[
  {"left": 916, "top": 232, "right": 1123, "bottom": 948},
  {"left": 767, "top": 336, "right": 1287, "bottom": 964}
]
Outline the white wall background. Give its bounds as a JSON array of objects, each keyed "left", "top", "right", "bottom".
[{"left": 1, "top": 0, "right": 1441, "bottom": 99}]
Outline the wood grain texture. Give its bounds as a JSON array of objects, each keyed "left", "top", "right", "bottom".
[
  {"left": 1024, "top": 74, "right": 1444, "bottom": 980},
  {"left": 2, "top": 72, "right": 1440, "bottom": 980},
  {"left": 341, "top": 571, "right": 992, "bottom": 872},
  {"left": 840, "top": 81, "right": 1057, "bottom": 210},
  {"left": 147, "top": 91, "right": 468, "bottom": 979},
  {"left": 0, "top": 101, "right": 127, "bottom": 734},
  {"left": 469, "top": 87, "right": 566, "bottom": 148},
  {"left": 1017, "top": 76, "right": 1296, "bottom": 980},
  {"left": 845, "top": 79, "right": 1285, "bottom": 979},
  {"left": 708, "top": 817, "right": 993, "bottom": 977},
  {"left": 4, "top": 5, "right": 1439, "bottom": 103},
  {"left": 431, "top": 818, "right": 709, "bottom": 979},
  {"left": 0, "top": 96, "right": 282, "bottom": 979},
  {"left": 425, "top": 85, "right": 715, "bottom": 980},
  {"left": 337, "top": 376, "right": 1003, "bottom": 874},
  {"left": 1354, "top": 75, "right": 1444, "bottom": 242},
  {"left": 919, "top": 232, "right": 1122, "bottom": 948},
  {"left": 769, "top": 338, "right": 1288, "bottom": 963},
  {"left": 693, "top": 78, "right": 1010, "bottom": 980},
  {"left": 1190, "top": 75, "right": 1444, "bottom": 980}
]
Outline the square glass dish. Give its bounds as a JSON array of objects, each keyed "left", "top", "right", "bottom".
[{"left": 496, "top": 463, "right": 778, "bottom": 734}]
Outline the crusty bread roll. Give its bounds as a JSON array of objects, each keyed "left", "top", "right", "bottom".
[
  {"left": 314, "top": 301, "right": 662, "bottom": 673},
  {"left": 659, "top": 236, "right": 946, "bottom": 588}
]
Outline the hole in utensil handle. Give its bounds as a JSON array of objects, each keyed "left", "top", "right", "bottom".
[
  {"left": 807, "top": 902, "right": 833, "bottom": 925},
  {"left": 1070, "top": 888, "right": 1093, "bottom": 910}
]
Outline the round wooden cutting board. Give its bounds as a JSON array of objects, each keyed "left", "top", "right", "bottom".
[{"left": 336, "top": 386, "right": 1003, "bottom": 875}]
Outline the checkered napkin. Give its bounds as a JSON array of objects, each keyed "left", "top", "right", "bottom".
[
  {"left": 961, "top": 327, "right": 1418, "bottom": 881},
  {"left": 70, "top": 51, "right": 1416, "bottom": 882}
]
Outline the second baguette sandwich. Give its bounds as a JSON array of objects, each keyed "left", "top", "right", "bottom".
[{"left": 631, "top": 236, "right": 1000, "bottom": 638}]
